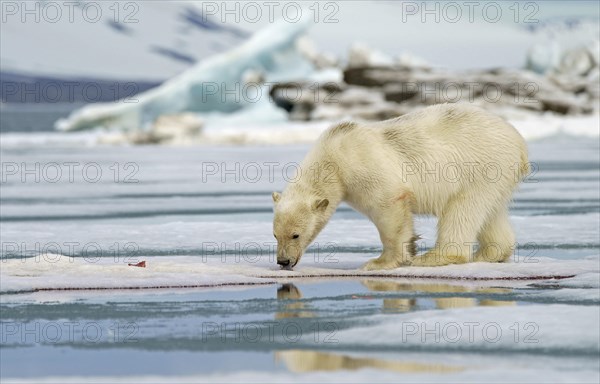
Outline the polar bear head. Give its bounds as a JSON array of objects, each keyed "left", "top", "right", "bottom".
[{"left": 272, "top": 191, "right": 329, "bottom": 269}]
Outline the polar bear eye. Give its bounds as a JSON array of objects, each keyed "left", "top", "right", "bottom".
[
  {"left": 292, "top": 234, "right": 300, "bottom": 239},
  {"left": 273, "top": 233, "right": 277, "bottom": 239}
]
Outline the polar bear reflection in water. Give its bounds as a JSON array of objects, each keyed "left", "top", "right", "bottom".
[{"left": 274, "top": 282, "right": 514, "bottom": 373}]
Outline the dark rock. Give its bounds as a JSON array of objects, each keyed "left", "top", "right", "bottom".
[{"left": 383, "top": 84, "right": 419, "bottom": 103}]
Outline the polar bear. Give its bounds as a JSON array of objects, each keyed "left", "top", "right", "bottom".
[{"left": 272, "top": 103, "right": 529, "bottom": 270}]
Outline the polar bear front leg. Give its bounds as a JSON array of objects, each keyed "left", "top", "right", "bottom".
[{"left": 362, "top": 200, "right": 416, "bottom": 271}]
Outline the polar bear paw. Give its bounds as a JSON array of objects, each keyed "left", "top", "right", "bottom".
[
  {"left": 410, "top": 250, "right": 469, "bottom": 267},
  {"left": 361, "top": 257, "right": 408, "bottom": 271}
]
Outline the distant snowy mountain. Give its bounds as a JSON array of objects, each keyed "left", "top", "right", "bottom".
[
  {"left": 519, "top": 16, "right": 599, "bottom": 52},
  {"left": 0, "top": 1, "right": 248, "bottom": 84},
  {"left": 520, "top": 17, "right": 599, "bottom": 74}
]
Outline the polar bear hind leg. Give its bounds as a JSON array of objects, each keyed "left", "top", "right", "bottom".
[
  {"left": 411, "top": 189, "right": 503, "bottom": 267},
  {"left": 474, "top": 207, "right": 515, "bottom": 263}
]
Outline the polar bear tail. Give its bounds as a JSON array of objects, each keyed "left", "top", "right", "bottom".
[{"left": 517, "top": 149, "right": 531, "bottom": 181}]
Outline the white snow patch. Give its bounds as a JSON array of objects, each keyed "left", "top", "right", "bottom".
[
  {"left": 510, "top": 114, "right": 600, "bottom": 141},
  {"left": 1, "top": 254, "right": 597, "bottom": 293},
  {"left": 336, "top": 304, "right": 599, "bottom": 351}
]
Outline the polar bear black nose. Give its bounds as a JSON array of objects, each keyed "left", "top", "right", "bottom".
[{"left": 278, "top": 259, "right": 290, "bottom": 267}]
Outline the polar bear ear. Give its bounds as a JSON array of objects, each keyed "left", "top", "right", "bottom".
[
  {"left": 272, "top": 192, "right": 281, "bottom": 204},
  {"left": 314, "top": 198, "right": 329, "bottom": 211}
]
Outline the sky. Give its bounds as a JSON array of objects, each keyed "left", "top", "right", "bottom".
[
  {"left": 0, "top": 1, "right": 598, "bottom": 79},
  {"left": 236, "top": 0, "right": 600, "bottom": 69}
]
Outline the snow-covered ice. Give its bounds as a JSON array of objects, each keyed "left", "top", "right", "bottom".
[{"left": 2, "top": 254, "right": 598, "bottom": 293}]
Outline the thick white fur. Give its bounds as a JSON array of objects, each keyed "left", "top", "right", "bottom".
[{"left": 272, "top": 103, "right": 529, "bottom": 270}]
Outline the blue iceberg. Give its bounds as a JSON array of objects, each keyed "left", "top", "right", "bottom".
[{"left": 56, "top": 17, "right": 314, "bottom": 131}]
